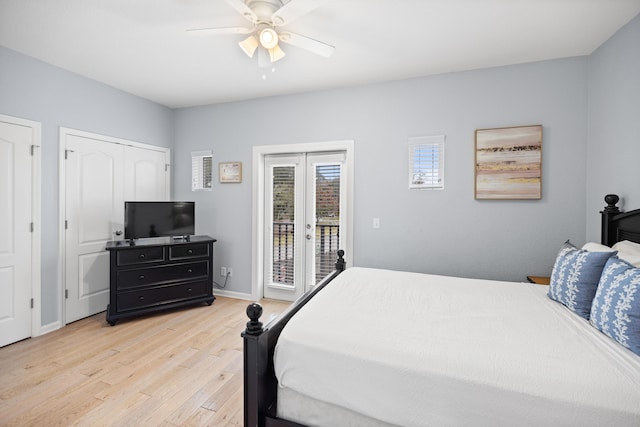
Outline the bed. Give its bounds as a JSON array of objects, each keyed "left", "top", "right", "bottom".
[{"left": 243, "top": 194, "right": 640, "bottom": 427}]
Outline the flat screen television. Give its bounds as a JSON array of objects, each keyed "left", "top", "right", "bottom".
[{"left": 124, "top": 201, "right": 195, "bottom": 240}]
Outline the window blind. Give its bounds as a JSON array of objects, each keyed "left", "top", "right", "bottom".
[
  {"left": 314, "top": 163, "right": 341, "bottom": 283},
  {"left": 408, "top": 135, "right": 445, "bottom": 189},
  {"left": 272, "top": 166, "right": 295, "bottom": 285},
  {"left": 191, "top": 151, "right": 213, "bottom": 191}
]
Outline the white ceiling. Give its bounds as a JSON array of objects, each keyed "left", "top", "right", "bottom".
[{"left": 1, "top": 0, "right": 639, "bottom": 108}]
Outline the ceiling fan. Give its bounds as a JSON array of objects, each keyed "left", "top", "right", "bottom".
[{"left": 187, "top": 0, "right": 335, "bottom": 67}]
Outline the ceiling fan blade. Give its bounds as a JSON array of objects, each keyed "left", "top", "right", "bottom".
[
  {"left": 278, "top": 32, "right": 334, "bottom": 58},
  {"left": 271, "top": 0, "right": 322, "bottom": 26},
  {"left": 186, "top": 26, "right": 253, "bottom": 36},
  {"left": 225, "top": 0, "right": 257, "bottom": 23}
]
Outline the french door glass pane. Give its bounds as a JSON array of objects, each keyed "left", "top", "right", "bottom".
[
  {"left": 314, "top": 163, "right": 341, "bottom": 284},
  {"left": 272, "top": 166, "right": 295, "bottom": 286}
]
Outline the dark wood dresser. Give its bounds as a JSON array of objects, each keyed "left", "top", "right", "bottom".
[{"left": 105, "top": 235, "right": 216, "bottom": 325}]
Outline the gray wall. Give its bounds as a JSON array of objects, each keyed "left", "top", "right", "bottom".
[
  {"left": 586, "top": 14, "right": 640, "bottom": 242},
  {"left": 174, "top": 57, "right": 589, "bottom": 295},
  {"left": 0, "top": 46, "right": 173, "bottom": 325},
  {"left": 2, "top": 10, "right": 636, "bottom": 323}
]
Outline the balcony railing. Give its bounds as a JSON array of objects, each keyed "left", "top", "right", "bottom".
[{"left": 272, "top": 222, "right": 340, "bottom": 285}]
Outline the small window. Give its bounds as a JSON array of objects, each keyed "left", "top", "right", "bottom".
[
  {"left": 192, "top": 151, "right": 213, "bottom": 191},
  {"left": 408, "top": 135, "right": 445, "bottom": 189}
]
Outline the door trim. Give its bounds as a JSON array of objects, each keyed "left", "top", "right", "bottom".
[
  {"left": 58, "top": 127, "right": 171, "bottom": 324},
  {"left": 251, "top": 140, "right": 354, "bottom": 301},
  {"left": 0, "top": 114, "right": 42, "bottom": 338}
]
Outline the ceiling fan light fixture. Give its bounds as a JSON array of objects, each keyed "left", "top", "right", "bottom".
[
  {"left": 259, "top": 28, "right": 279, "bottom": 49},
  {"left": 268, "top": 44, "right": 286, "bottom": 63},
  {"left": 239, "top": 35, "right": 259, "bottom": 58}
]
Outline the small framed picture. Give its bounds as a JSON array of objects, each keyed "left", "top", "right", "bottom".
[{"left": 219, "top": 162, "right": 242, "bottom": 183}]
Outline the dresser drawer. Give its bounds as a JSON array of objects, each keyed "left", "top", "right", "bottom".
[
  {"left": 117, "top": 247, "right": 165, "bottom": 266},
  {"left": 117, "top": 281, "right": 209, "bottom": 311},
  {"left": 169, "top": 243, "right": 209, "bottom": 260},
  {"left": 117, "top": 261, "right": 209, "bottom": 289}
]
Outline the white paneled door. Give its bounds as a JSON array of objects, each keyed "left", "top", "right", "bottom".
[
  {"left": 263, "top": 152, "right": 347, "bottom": 301},
  {"left": 62, "top": 129, "right": 170, "bottom": 324},
  {"left": 0, "top": 116, "right": 40, "bottom": 347},
  {"left": 124, "top": 145, "right": 170, "bottom": 201}
]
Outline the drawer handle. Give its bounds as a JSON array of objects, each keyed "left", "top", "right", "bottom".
[
  {"left": 187, "top": 288, "right": 192, "bottom": 292},
  {"left": 187, "top": 249, "right": 193, "bottom": 254},
  {"left": 139, "top": 253, "right": 145, "bottom": 259},
  {"left": 187, "top": 268, "right": 193, "bottom": 273},
  {"left": 138, "top": 275, "right": 145, "bottom": 280},
  {"left": 138, "top": 296, "right": 145, "bottom": 301}
]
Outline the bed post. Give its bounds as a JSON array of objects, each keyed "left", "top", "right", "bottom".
[
  {"left": 242, "top": 303, "right": 269, "bottom": 427},
  {"left": 601, "top": 194, "right": 621, "bottom": 246},
  {"left": 242, "top": 250, "right": 346, "bottom": 427},
  {"left": 335, "top": 249, "right": 346, "bottom": 272}
]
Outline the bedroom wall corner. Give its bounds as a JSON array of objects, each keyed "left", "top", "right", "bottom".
[
  {"left": 586, "top": 12, "right": 640, "bottom": 243},
  {"left": 0, "top": 46, "right": 174, "bottom": 328}
]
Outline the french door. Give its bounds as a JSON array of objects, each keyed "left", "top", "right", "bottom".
[{"left": 263, "top": 152, "right": 347, "bottom": 301}]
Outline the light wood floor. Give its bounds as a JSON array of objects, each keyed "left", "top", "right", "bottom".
[{"left": 0, "top": 297, "right": 289, "bottom": 426}]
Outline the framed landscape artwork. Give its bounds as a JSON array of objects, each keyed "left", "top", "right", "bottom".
[{"left": 475, "top": 125, "right": 542, "bottom": 200}]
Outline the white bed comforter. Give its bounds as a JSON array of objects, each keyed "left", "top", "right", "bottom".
[{"left": 274, "top": 267, "right": 640, "bottom": 427}]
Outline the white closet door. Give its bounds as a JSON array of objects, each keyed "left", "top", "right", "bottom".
[
  {"left": 63, "top": 130, "right": 171, "bottom": 324},
  {"left": 64, "top": 135, "right": 124, "bottom": 323},
  {"left": 0, "top": 119, "right": 35, "bottom": 346},
  {"left": 124, "top": 146, "right": 169, "bottom": 201}
]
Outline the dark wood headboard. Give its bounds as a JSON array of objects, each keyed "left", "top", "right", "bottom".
[{"left": 601, "top": 194, "right": 640, "bottom": 246}]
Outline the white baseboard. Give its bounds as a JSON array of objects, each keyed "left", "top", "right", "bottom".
[
  {"left": 212, "top": 288, "right": 254, "bottom": 301},
  {"left": 38, "top": 320, "right": 62, "bottom": 336},
  {"left": 36, "top": 292, "right": 252, "bottom": 337}
]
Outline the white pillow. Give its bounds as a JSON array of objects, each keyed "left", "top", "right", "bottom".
[
  {"left": 581, "top": 242, "right": 614, "bottom": 252},
  {"left": 612, "top": 239, "right": 640, "bottom": 254},
  {"left": 612, "top": 240, "right": 640, "bottom": 267}
]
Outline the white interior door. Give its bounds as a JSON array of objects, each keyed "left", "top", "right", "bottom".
[
  {"left": 263, "top": 152, "right": 346, "bottom": 301},
  {"left": 0, "top": 117, "right": 39, "bottom": 347},
  {"left": 64, "top": 135, "right": 124, "bottom": 323},
  {"left": 62, "top": 129, "right": 170, "bottom": 324},
  {"left": 124, "top": 146, "right": 169, "bottom": 201}
]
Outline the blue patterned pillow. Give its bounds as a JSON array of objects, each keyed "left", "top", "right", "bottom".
[
  {"left": 590, "top": 257, "right": 640, "bottom": 356},
  {"left": 548, "top": 241, "right": 616, "bottom": 319}
]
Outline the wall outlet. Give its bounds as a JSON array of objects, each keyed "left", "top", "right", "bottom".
[
  {"left": 373, "top": 218, "right": 380, "bottom": 229},
  {"left": 228, "top": 268, "right": 233, "bottom": 277},
  {"left": 221, "top": 267, "right": 227, "bottom": 277}
]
